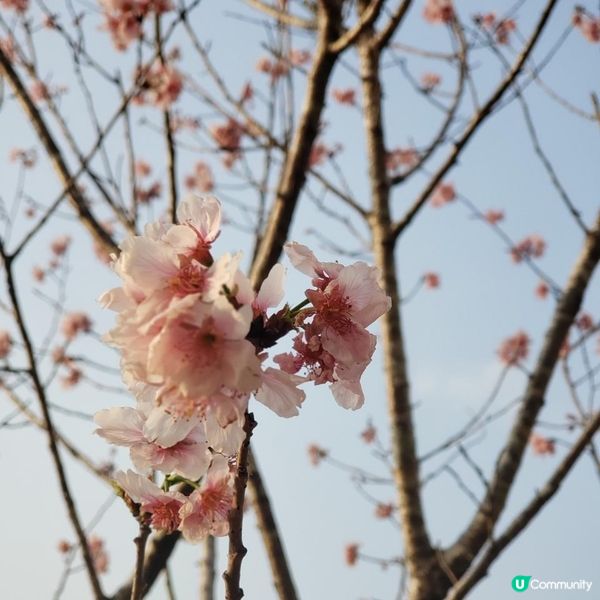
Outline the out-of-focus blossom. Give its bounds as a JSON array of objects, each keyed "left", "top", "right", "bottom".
[
  {"left": 0, "top": 0, "right": 29, "bottom": 14},
  {"left": 289, "top": 48, "right": 311, "bottom": 66},
  {"left": 423, "top": 272, "right": 440, "bottom": 289},
  {"left": 32, "top": 266, "right": 45, "bottom": 283},
  {"left": 136, "top": 182, "right": 162, "bottom": 205},
  {"left": 386, "top": 147, "right": 419, "bottom": 173},
  {"left": 9, "top": 147, "right": 37, "bottom": 168},
  {"left": 61, "top": 312, "right": 92, "bottom": 340},
  {"left": 484, "top": 209, "right": 504, "bottom": 225},
  {"left": 430, "top": 182, "right": 456, "bottom": 207},
  {"left": 332, "top": 87, "right": 356, "bottom": 106},
  {"left": 510, "top": 235, "right": 546, "bottom": 263},
  {"left": 0, "top": 330, "right": 12, "bottom": 359},
  {"left": 100, "top": 0, "right": 173, "bottom": 51},
  {"left": 309, "top": 142, "right": 341, "bottom": 168},
  {"left": 575, "top": 312, "right": 594, "bottom": 331},
  {"left": 88, "top": 536, "right": 109, "bottom": 574},
  {"left": 135, "top": 160, "right": 152, "bottom": 178},
  {"left": 184, "top": 161, "right": 214, "bottom": 193},
  {"left": 476, "top": 12, "right": 517, "bottom": 44},
  {"left": 345, "top": 543, "right": 359, "bottom": 566},
  {"left": 61, "top": 366, "right": 83, "bottom": 389},
  {"left": 421, "top": 72, "right": 441, "bottom": 90},
  {"left": 361, "top": 423, "right": 376, "bottom": 444},
  {"left": 51, "top": 235, "right": 72, "bottom": 256},
  {"left": 307, "top": 444, "right": 327, "bottom": 466},
  {"left": 530, "top": 432, "right": 555, "bottom": 455},
  {"left": 497, "top": 330, "right": 529, "bottom": 366},
  {"left": 134, "top": 60, "right": 183, "bottom": 108},
  {"left": 210, "top": 119, "right": 244, "bottom": 168},
  {"left": 375, "top": 503, "right": 394, "bottom": 519},
  {"left": 423, "top": 0, "right": 454, "bottom": 24},
  {"left": 535, "top": 282, "right": 549, "bottom": 299},
  {"left": 573, "top": 8, "right": 600, "bottom": 43}
]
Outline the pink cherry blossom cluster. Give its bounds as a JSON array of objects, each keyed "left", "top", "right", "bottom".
[
  {"left": 430, "top": 182, "right": 456, "bottom": 207},
  {"left": 423, "top": 0, "right": 454, "bottom": 24},
  {"left": 331, "top": 87, "right": 356, "bottom": 106},
  {"left": 184, "top": 161, "right": 214, "bottom": 193},
  {"left": 8, "top": 147, "right": 37, "bottom": 168},
  {"left": 0, "top": 0, "right": 28, "bottom": 14},
  {"left": 134, "top": 160, "right": 162, "bottom": 205},
  {"left": 0, "top": 330, "right": 12, "bottom": 359},
  {"left": 475, "top": 12, "right": 517, "bottom": 45},
  {"left": 510, "top": 234, "right": 546, "bottom": 263},
  {"left": 497, "top": 330, "right": 529, "bottom": 366},
  {"left": 529, "top": 432, "right": 555, "bottom": 455},
  {"left": 100, "top": 0, "right": 173, "bottom": 51},
  {"left": 96, "top": 195, "right": 389, "bottom": 541},
  {"left": 133, "top": 59, "right": 183, "bottom": 109},
  {"left": 420, "top": 72, "right": 442, "bottom": 91},
  {"left": 210, "top": 119, "right": 246, "bottom": 169},
  {"left": 573, "top": 7, "right": 600, "bottom": 44},
  {"left": 386, "top": 147, "right": 419, "bottom": 174},
  {"left": 274, "top": 243, "right": 390, "bottom": 410}
]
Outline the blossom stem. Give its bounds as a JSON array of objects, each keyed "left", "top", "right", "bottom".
[{"left": 288, "top": 298, "right": 310, "bottom": 317}]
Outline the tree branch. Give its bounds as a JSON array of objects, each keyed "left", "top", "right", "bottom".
[
  {"left": 446, "top": 411, "right": 600, "bottom": 600},
  {"left": 446, "top": 212, "right": 600, "bottom": 577},
  {"left": 390, "top": 0, "right": 560, "bottom": 239}
]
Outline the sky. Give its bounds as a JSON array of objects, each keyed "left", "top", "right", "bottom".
[{"left": 0, "top": 1, "right": 599, "bottom": 599}]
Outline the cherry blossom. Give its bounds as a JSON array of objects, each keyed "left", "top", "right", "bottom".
[
  {"left": 115, "top": 470, "right": 186, "bottom": 533},
  {"left": 420, "top": 72, "right": 441, "bottom": 91},
  {"left": 179, "top": 465, "right": 234, "bottom": 541},
  {"left": 535, "top": 282, "right": 549, "bottom": 299},
  {"left": 0, "top": 0, "right": 28, "bottom": 14},
  {"left": 484, "top": 209, "right": 504, "bottom": 225},
  {"left": 511, "top": 235, "right": 546, "bottom": 263},
  {"left": 423, "top": 0, "right": 454, "bottom": 24},
  {"left": 573, "top": 8, "right": 600, "bottom": 44},
  {"left": 344, "top": 543, "right": 359, "bottom": 566},
  {"left": 386, "top": 147, "right": 419, "bottom": 173},
  {"left": 360, "top": 423, "right": 376, "bottom": 444},
  {"left": 0, "top": 330, "right": 12, "bottom": 359},
  {"left": 423, "top": 272, "right": 440, "bottom": 289},
  {"left": 95, "top": 406, "right": 211, "bottom": 479},
  {"left": 497, "top": 330, "right": 529, "bottom": 366},
  {"left": 134, "top": 61, "right": 183, "bottom": 108},
  {"left": 530, "top": 432, "right": 555, "bottom": 455},
  {"left": 96, "top": 196, "right": 389, "bottom": 542},
  {"left": 430, "top": 182, "right": 456, "bottom": 207},
  {"left": 332, "top": 88, "right": 356, "bottom": 106},
  {"left": 307, "top": 444, "right": 327, "bottom": 466},
  {"left": 88, "top": 536, "right": 109, "bottom": 574},
  {"left": 9, "top": 147, "right": 37, "bottom": 168},
  {"left": 50, "top": 235, "right": 71, "bottom": 256},
  {"left": 61, "top": 312, "right": 93, "bottom": 340},
  {"left": 184, "top": 161, "right": 214, "bottom": 193},
  {"left": 575, "top": 312, "right": 594, "bottom": 331}
]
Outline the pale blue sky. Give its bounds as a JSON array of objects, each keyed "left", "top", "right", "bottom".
[{"left": 0, "top": 1, "right": 599, "bottom": 599}]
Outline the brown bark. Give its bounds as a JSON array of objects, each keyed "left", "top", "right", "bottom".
[{"left": 357, "top": 5, "right": 446, "bottom": 598}]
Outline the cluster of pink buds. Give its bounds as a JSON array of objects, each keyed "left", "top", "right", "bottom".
[
  {"left": 95, "top": 195, "right": 390, "bottom": 541},
  {"left": 100, "top": 0, "right": 173, "bottom": 51}
]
